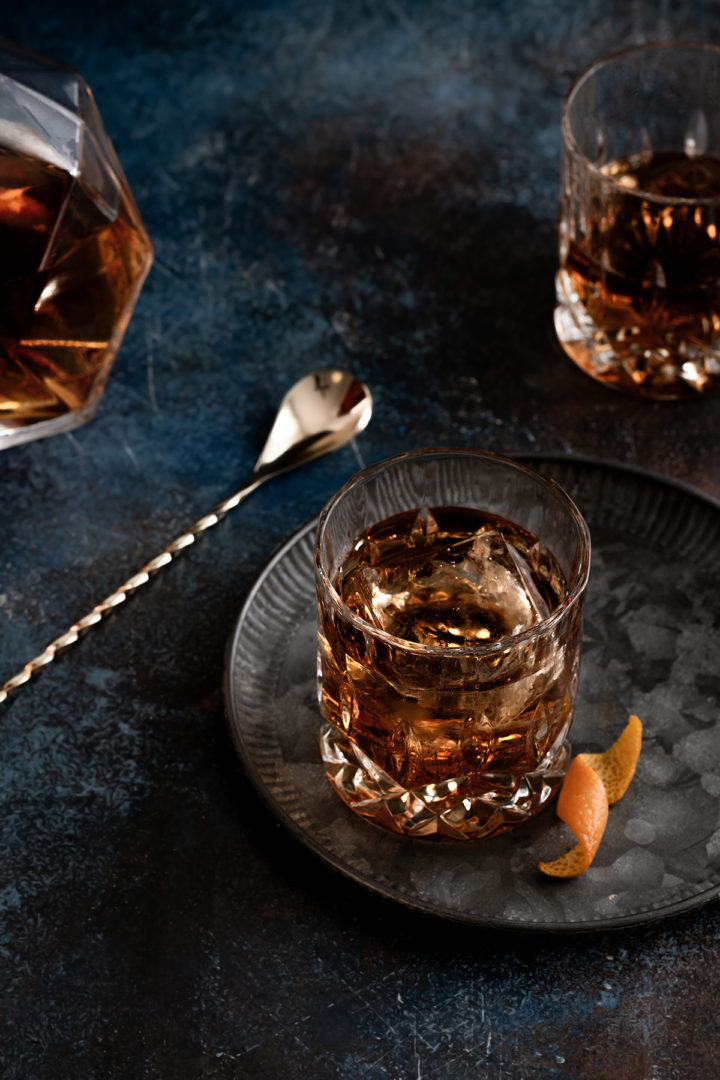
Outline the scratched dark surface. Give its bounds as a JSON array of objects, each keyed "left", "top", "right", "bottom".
[{"left": 2, "top": 2, "right": 720, "bottom": 1078}]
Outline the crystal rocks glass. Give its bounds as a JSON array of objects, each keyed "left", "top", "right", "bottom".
[
  {"left": 315, "top": 448, "right": 591, "bottom": 841},
  {"left": 0, "top": 38, "right": 153, "bottom": 448},
  {"left": 555, "top": 42, "right": 720, "bottom": 400}
]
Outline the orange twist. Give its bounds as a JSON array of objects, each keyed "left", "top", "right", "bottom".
[{"left": 539, "top": 715, "right": 643, "bottom": 878}]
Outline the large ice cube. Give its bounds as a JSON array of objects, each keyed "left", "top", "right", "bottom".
[
  {"left": 464, "top": 528, "right": 553, "bottom": 632},
  {"left": 346, "top": 518, "right": 552, "bottom": 647}
]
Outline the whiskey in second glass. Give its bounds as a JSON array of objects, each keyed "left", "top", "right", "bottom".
[{"left": 555, "top": 43, "right": 720, "bottom": 400}]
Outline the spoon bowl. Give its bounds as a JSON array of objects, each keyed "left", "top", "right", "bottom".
[{"left": 255, "top": 369, "right": 372, "bottom": 477}]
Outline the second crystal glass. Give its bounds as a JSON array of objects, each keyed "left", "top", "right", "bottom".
[{"left": 555, "top": 42, "right": 720, "bottom": 399}]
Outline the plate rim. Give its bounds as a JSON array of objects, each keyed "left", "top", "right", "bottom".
[{"left": 224, "top": 453, "right": 720, "bottom": 932}]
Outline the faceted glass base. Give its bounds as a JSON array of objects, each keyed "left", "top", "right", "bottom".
[
  {"left": 0, "top": 395, "right": 102, "bottom": 448},
  {"left": 554, "top": 269, "right": 720, "bottom": 401},
  {"left": 319, "top": 722, "right": 570, "bottom": 842}
]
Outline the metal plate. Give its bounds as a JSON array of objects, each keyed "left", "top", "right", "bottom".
[{"left": 224, "top": 457, "right": 720, "bottom": 931}]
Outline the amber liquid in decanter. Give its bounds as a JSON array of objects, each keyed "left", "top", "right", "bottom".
[{"left": 0, "top": 145, "right": 152, "bottom": 430}]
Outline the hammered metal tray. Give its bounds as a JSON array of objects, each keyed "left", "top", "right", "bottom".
[{"left": 224, "top": 456, "right": 720, "bottom": 931}]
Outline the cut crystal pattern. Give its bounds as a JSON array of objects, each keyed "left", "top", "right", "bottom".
[
  {"left": 320, "top": 722, "right": 570, "bottom": 841},
  {"left": 0, "top": 38, "right": 153, "bottom": 447}
]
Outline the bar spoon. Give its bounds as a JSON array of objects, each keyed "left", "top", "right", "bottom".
[{"left": 0, "top": 368, "right": 372, "bottom": 702}]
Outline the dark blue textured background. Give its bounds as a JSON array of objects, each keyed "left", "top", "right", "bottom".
[{"left": 2, "top": 2, "right": 720, "bottom": 1077}]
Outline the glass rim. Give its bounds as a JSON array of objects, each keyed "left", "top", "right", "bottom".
[
  {"left": 562, "top": 40, "right": 720, "bottom": 208},
  {"left": 314, "top": 447, "right": 591, "bottom": 658}
]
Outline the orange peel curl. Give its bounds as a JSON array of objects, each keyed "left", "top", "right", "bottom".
[{"left": 539, "top": 715, "right": 642, "bottom": 879}]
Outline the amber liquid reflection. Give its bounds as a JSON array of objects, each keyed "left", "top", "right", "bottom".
[
  {"left": 0, "top": 146, "right": 152, "bottom": 429},
  {"left": 557, "top": 150, "right": 720, "bottom": 398},
  {"left": 319, "top": 506, "right": 576, "bottom": 797}
]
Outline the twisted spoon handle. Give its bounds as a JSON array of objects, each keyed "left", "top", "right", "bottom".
[{"left": 0, "top": 474, "right": 265, "bottom": 704}]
